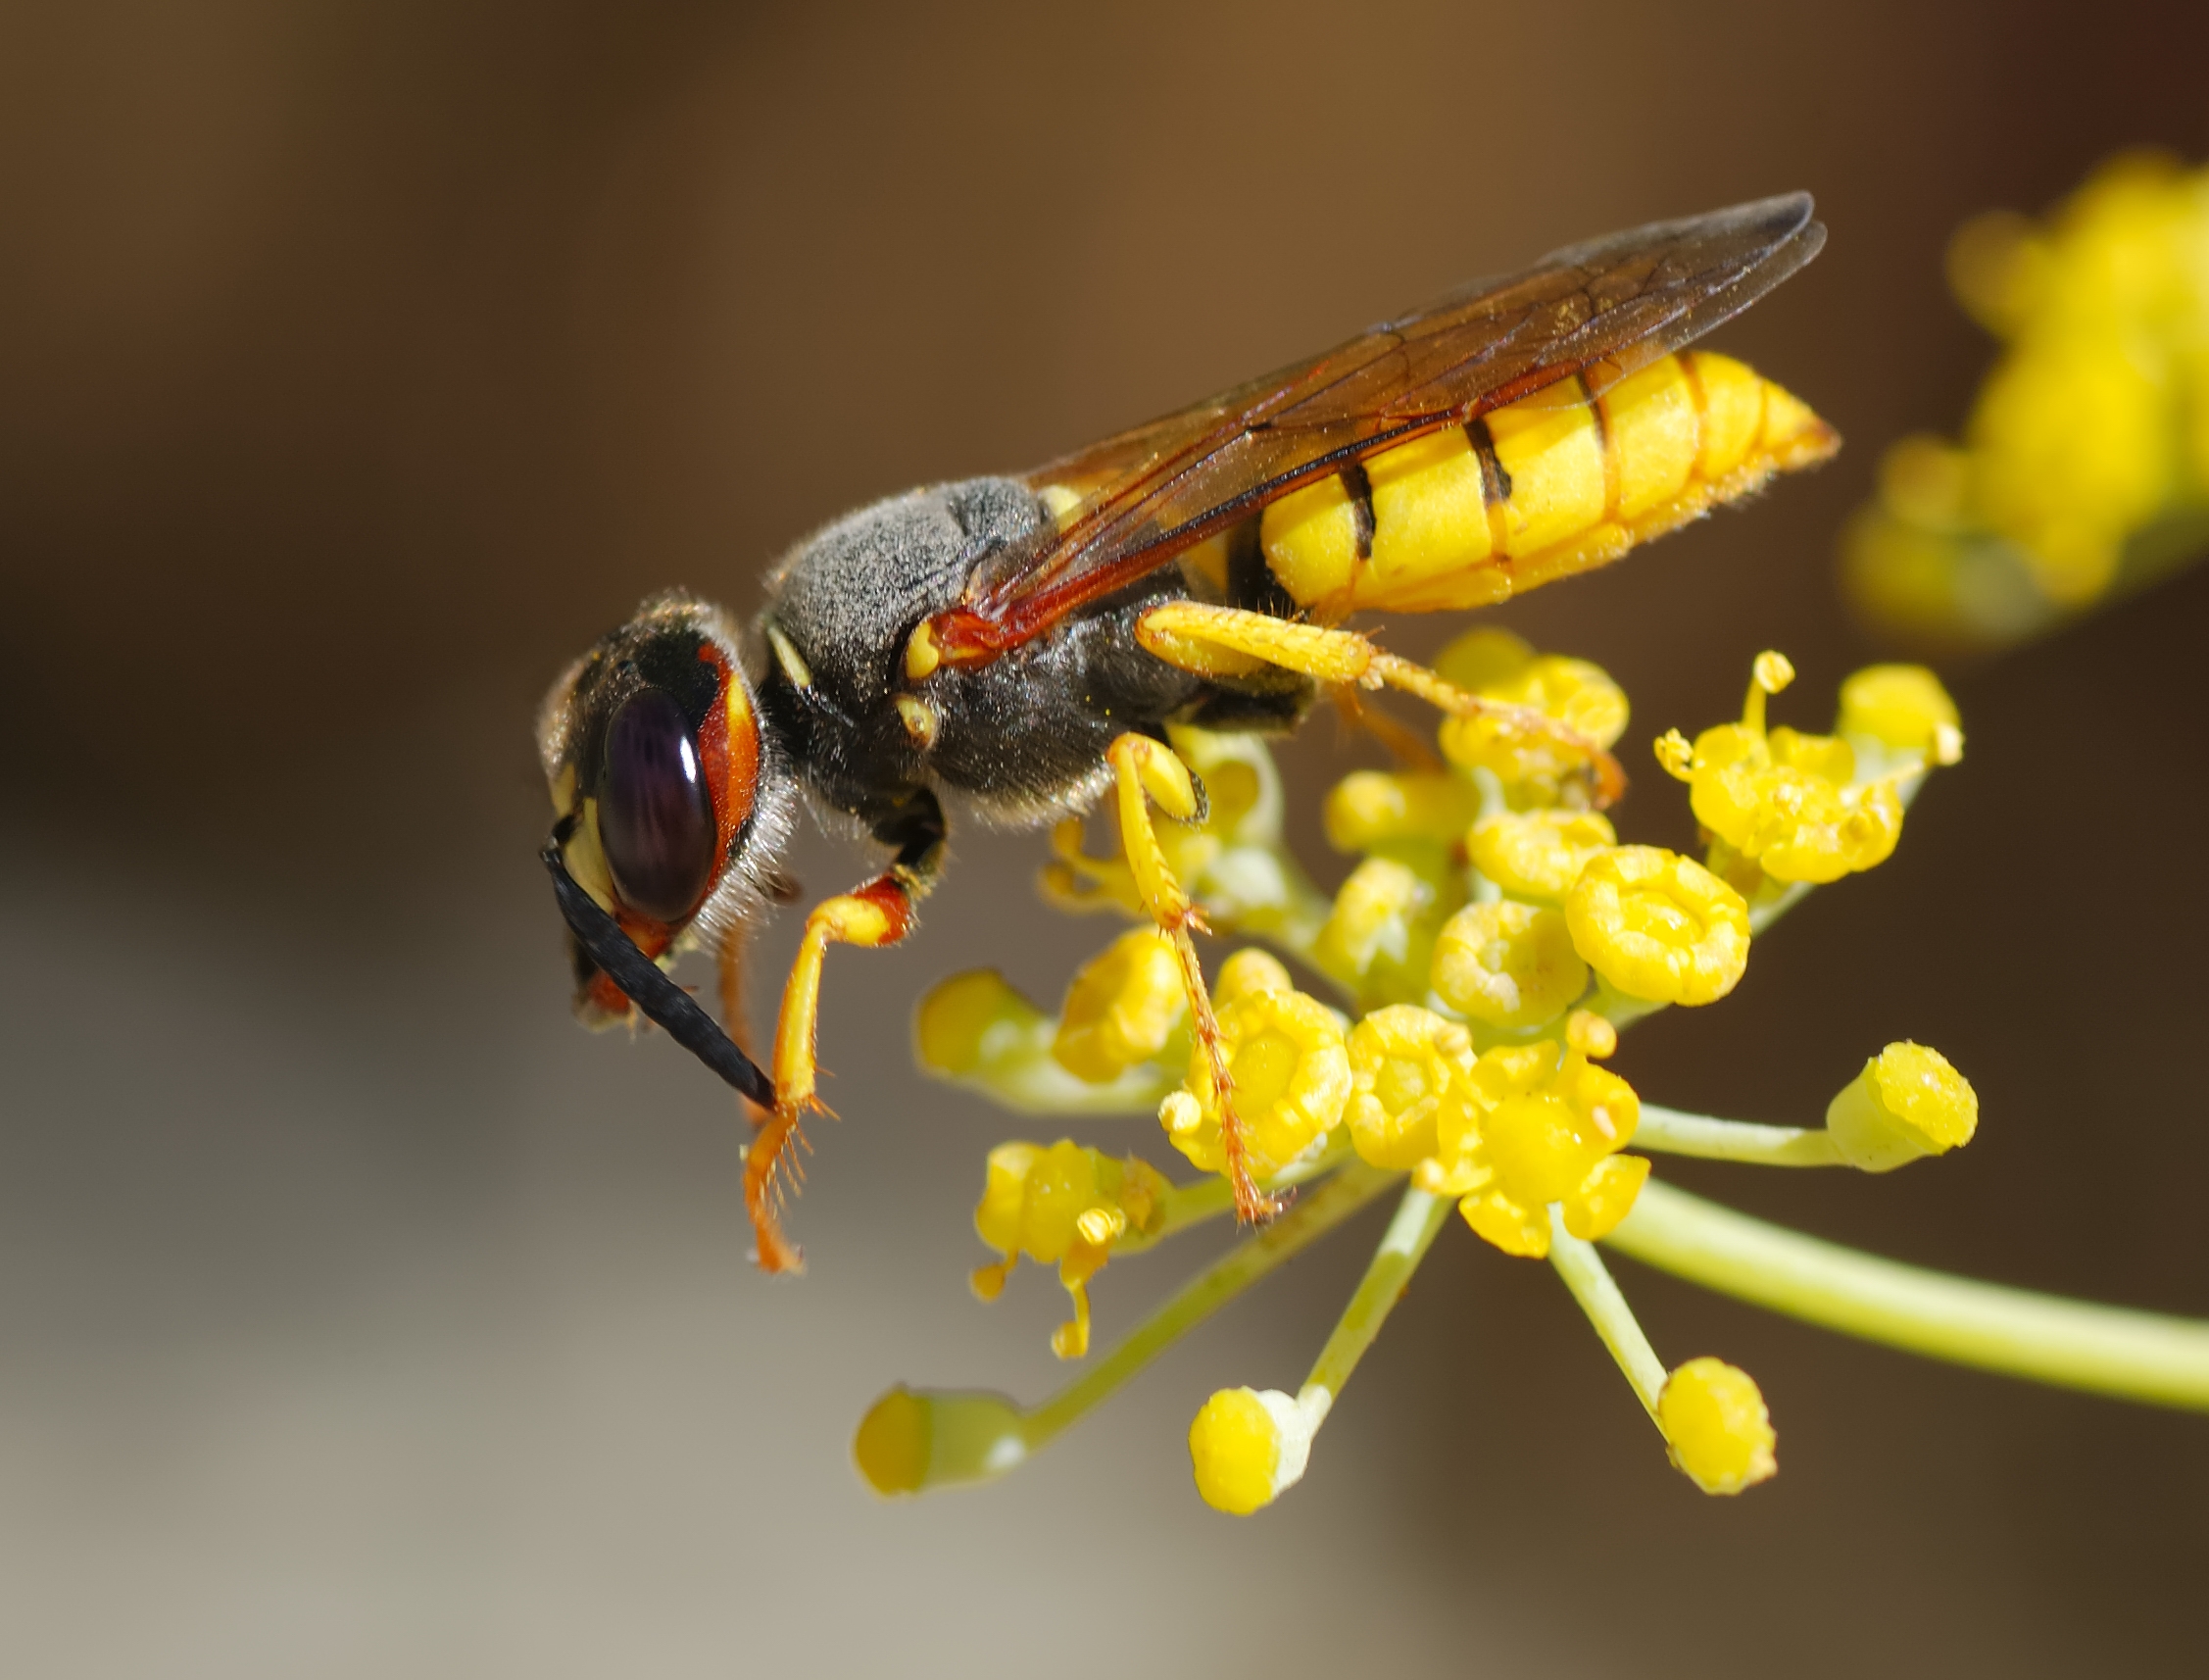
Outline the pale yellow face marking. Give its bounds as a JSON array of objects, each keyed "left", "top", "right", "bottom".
[
  {"left": 895, "top": 693, "right": 940, "bottom": 747},
  {"left": 565, "top": 798, "right": 617, "bottom": 913},
  {"left": 766, "top": 623, "right": 813, "bottom": 690},
  {"left": 550, "top": 763, "right": 577, "bottom": 816},
  {"left": 904, "top": 619, "right": 942, "bottom": 681}
]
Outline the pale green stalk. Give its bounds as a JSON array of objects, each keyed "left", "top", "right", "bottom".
[
  {"left": 1547, "top": 1212, "right": 1667, "bottom": 1421},
  {"left": 862, "top": 1162, "right": 1400, "bottom": 1494},
  {"left": 1300, "top": 1186, "right": 1451, "bottom": 1410},
  {"left": 1606, "top": 1179, "right": 2209, "bottom": 1410},
  {"left": 1634, "top": 1104, "right": 1845, "bottom": 1166}
]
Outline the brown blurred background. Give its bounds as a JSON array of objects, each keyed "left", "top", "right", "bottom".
[{"left": 6, "top": 1, "right": 2209, "bottom": 1674}]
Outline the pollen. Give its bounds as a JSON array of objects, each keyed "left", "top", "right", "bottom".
[
  {"left": 1344, "top": 1005, "right": 1475, "bottom": 1169},
  {"left": 1430, "top": 900, "right": 1589, "bottom": 1029},
  {"left": 1659, "top": 1359, "right": 1778, "bottom": 1496},
  {"left": 1051, "top": 928, "right": 1188, "bottom": 1083},
  {"left": 1164, "top": 988, "right": 1351, "bottom": 1178},
  {"left": 1467, "top": 808, "right": 1619, "bottom": 901},
  {"left": 1825, "top": 1041, "right": 1980, "bottom": 1171},
  {"left": 1565, "top": 845, "right": 1750, "bottom": 1007}
]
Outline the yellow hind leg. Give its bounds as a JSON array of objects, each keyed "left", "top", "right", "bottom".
[{"left": 1135, "top": 602, "right": 1624, "bottom": 807}]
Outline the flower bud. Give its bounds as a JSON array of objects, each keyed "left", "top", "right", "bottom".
[
  {"left": 855, "top": 1385, "right": 1029, "bottom": 1497},
  {"left": 1052, "top": 928, "right": 1187, "bottom": 1083},
  {"left": 1188, "top": 1387, "right": 1318, "bottom": 1514},
  {"left": 1565, "top": 846, "right": 1750, "bottom": 1006},
  {"left": 915, "top": 970, "right": 1041, "bottom": 1076},
  {"left": 1659, "top": 1359, "right": 1777, "bottom": 1495},
  {"left": 1432, "top": 900, "right": 1588, "bottom": 1029},
  {"left": 1825, "top": 1042, "right": 1979, "bottom": 1171}
]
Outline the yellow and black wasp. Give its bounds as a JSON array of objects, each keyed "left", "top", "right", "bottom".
[{"left": 537, "top": 194, "right": 1837, "bottom": 1273}]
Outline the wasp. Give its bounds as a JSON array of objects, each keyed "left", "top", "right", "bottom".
[{"left": 538, "top": 195, "right": 1837, "bottom": 1273}]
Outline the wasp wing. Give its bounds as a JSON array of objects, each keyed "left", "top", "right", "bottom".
[{"left": 932, "top": 194, "right": 1823, "bottom": 663}]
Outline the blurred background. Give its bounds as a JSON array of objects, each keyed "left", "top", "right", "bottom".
[{"left": 5, "top": 1, "right": 2209, "bottom": 1674}]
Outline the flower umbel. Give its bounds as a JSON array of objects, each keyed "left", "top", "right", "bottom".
[{"left": 881, "top": 631, "right": 2209, "bottom": 1514}]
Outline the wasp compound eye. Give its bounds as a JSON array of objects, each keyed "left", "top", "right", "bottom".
[{"left": 599, "top": 686, "right": 716, "bottom": 921}]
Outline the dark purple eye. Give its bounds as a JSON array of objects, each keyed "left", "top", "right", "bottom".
[{"left": 599, "top": 686, "right": 716, "bottom": 922}]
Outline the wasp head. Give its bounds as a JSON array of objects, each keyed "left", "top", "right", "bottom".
[{"left": 536, "top": 592, "right": 797, "bottom": 1032}]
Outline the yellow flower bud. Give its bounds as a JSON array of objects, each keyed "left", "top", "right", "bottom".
[
  {"left": 971, "top": 1140, "right": 1171, "bottom": 1358},
  {"left": 1052, "top": 928, "right": 1188, "bottom": 1083},
  {"left": 1188, "top": 1387, "right": 1316, "bottom": 1514},
  {"left": 1432, "top": 900, "right": 1589, "bottom": 1028},
  {"left": 1314, "top": 856, "right": 1456, "bottom": 1004},
  {"left": 1165, "top": 988, "right": 1351, "bottom": 1178},
  {"left": 1825, "top": 1042, "right": 1979, "bottom": 1171},
  {"left": 1214, "top": 946, "right": 1294, "bottom": 1006},
  {"left": 1467, "top": 808, "right": 1618, "bottom": 901},
  {"left": 1323, "top": 770, "right": 1484, "bottom": 853},
  {"left": 1345, "top": 1005, "right": 1474, "bottom": 1169},
  {"left": 855, "top": 1385, "right": 1029, "bottom": 1497},
  {"left": 914, "top": 969, "right": 1041, "bottom": 1075},
  {"left": 1434, "top": 629, "right": 1628, "bottom": 797},
  {"left": 1659, "top": 1359, "right": 1778, "bottom": 1496},
  {"left": 1565, "top": 845, "right": 1750, "bottom": 1007},
  {"left": 1838, "top": 665, "right": 1963, "bottom": 763}
]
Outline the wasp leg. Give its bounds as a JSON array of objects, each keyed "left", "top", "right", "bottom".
[
  {"left": 716, "top": 925, "right": 769, "bottom": 1126},
  {"left": 1137, "top": 601, "right": 1624, "bottom": 807},
  {"left": 750, "top": 788, "right": 946, "bottom": 1275},
  {"left": 1104, "top": 731, "right": 1283, "bottom": 1226}
]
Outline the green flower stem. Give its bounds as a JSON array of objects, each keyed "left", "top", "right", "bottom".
[
  {"left": 856, "top": 1162, "right": 1402, "bottom": 1498},
  {"left": 1301, "top": 1186, "right": 1452, "bottom": 1411},
  {"left": 1606, "top": 1179, "right": 2209, "bottom": 1411},
  {"left": 1025, "top": 1161, "right": 1400, "bottom": 1446},
  {"left": 1548, "top": 1212, "right": 1667, "bottom": 1423},
  {"left": 1635, "top": 1104, "right": 1845, "bottom": 1166}
]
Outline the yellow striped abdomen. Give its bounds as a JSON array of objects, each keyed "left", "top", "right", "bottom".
[{"left": 1258, "top": 352, "right": 1838, "bottom": 618}]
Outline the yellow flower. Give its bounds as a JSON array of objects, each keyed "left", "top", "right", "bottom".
[
  {"left": 1188, "top": 1387, "right": 1319, "bottom": 1515},
  {"left": 1312, "top": 855, "right": 1459, "bottom": 1007},
  {"left": 1565, "top": 845, "right": 1750, "bottom": 1006},
  {"left": 913, "top": 969, "right": 1038, "bottom": 1077},
  {"left": 1344, "top": 1005, "right": 1475, "bottom": 1169},
  {"left": 1660, "top": 1359, "right": 1778, "bottom": 1495},
  {"left": 971, "top": 1140, "right": 1171, "bottom": 1359},
  {"left": 1214, "top": 946, "right": 1294, "bottom": 1006},
  {"left": 1668, "top": 653, "right": 1904, "bottom": 885},
  {"left": 1467, "top": 808, "right": 1618, "bottom": 900},
  {"left": 1825, "top": 1041, "right": 1980, "bottom": 1172},
  {"left": 1433, "top": 628, "right": 1628, "bottom": 798},
  {"left": 1160, "top": 987, "right": 1351, "bottom": 1178},
  {"left": 1323, "top": 769, "right": 1484, "bottom": 853},
  {"left": 1418, "top": 1037, "right": 1646, "bottom": 1258},
  {"left": 1838, "top": 665, "right": 1964, "bottom": 765},
  {"left": 1430, "top": 900, "right": 1589, "bottom": 1029},
  {"left": 1051, "top": 927, "right": 1187, "bottom": 1083}
]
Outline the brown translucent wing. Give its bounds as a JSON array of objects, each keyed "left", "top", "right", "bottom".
[{"left": 930, "top": 194, "right": 1824, "bottom": 664}]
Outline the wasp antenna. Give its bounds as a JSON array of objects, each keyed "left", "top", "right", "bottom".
[{"left": 542, "top": 825, "right": 778, "bottom": 1111}]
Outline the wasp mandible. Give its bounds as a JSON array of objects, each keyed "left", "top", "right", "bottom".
[{"left": 538, "top": 195, "right": 1837, "bottom": 1273}]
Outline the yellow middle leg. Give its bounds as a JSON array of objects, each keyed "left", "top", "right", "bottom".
[
  {"left": 1135, "top": 601, "right": 1624, "bottom": 807},
  {"left": 1104, "top": 731, "right": 1282, "bottom": 1225}
]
